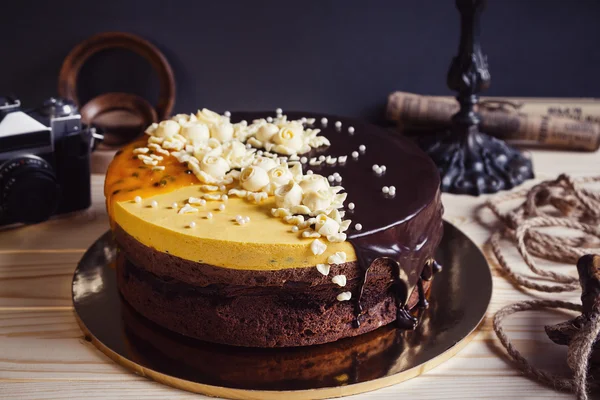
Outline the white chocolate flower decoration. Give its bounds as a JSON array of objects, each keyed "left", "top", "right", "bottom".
[
  {"left": 299, "top": 174, "right": 329, "bottom": 193},
  {"left": 150, "top": 120, "right": 180, "bottom": 138},
  {"left": 171, "top": 113, "right": 197, "bottom": 124},
  {"left": 255, "top": 124, "right": 279, "bottom": 143},
  {"left": 210, "top": 121, "right": 234, "bottom": 143},
  {"left": 289, "top": 163, "right": 304, "bottom": 181},
  {"left": 302, "top": 189, "right": 334, "bottom": 212},
  {"left": 196, "top": 108, "right": 223, "bottom": 125},
  {"left": 268, "top": 165, "right": 293, "bottom": 187},
  {"left": 274, "top": 181, "right": 303, "bottom": 209},
  {"left": 240, "top": 166, "right": 270, "bottom": 192},
  {"left": 180, "top": 121, "right": 210, "bottom": 145},
  {"left": 315, "top": 214, "right": 340, "bottom": 236},
  {"left": 253, "top": 156, "right": 278, "bottom": 171},
  {"left": 139, "top": 108, "right": 350, "bottom": 244},
  {"left": 221, "top": 140, "right": 249, "bottom": 168},
  {"left": 272, "top": 123, "right": 304, "bottom": 153},
  {"left": 200, "top": 155, "right": 230, "bottom": 179}
]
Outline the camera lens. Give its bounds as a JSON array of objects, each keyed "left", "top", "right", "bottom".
[{"left": 0, "top": 155, "right": 60, "bottom": 224}]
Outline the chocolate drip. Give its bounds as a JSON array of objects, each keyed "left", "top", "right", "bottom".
[
  {"left": 347, "top": 201, "right": 443, "bottom": 329},
  {"left": 431, "top": 260, "right": 443, "bottom": 275},
  {"left": 395, "top": 308, "right": 419, "bottom": 330},
  {"left": 416, "top": 278, "right": 429, "bottom": 309},
  {"left": 421, "top": 259, "right": 434, "bottom": 281},
  {"left": 349, "top": 238, "right": 443, "bottom": 329},
  {"left": 349, "top": 239, "right": 410, "bottom": 328},
  {"left": 421, "top": 259, "right": 443, "bottom": 282}
]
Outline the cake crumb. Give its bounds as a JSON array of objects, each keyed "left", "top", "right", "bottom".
[
  {"left": 328, "top": 252, "right": 347, "bottom": 265},
  {"left": 316, "top": 263, "right": 330, "bottom": 276},
  {"left": 178, "top": 204, "right": 199, "bottom": 214},
  {"left": 332, "top": 275, "right": 347, "bottom": 287},
  {"left": 311, "top": 239, "right": 327, "bottom": 256},
  {"left": 337, "top": 291, "right": 352, "bottom": 301}
]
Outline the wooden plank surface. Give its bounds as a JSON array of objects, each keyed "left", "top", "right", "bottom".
[{"left": 1, "top": 147, "right": 599, "bottom": 399}]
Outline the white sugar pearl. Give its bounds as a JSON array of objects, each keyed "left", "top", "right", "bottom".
[
  {"left": 257, "top": 150, "right": 263, "bottom": 156},
  {"left": 307, "top": 170, "right": 314, "bottom": 175},
  {"left": 244, "top": 216, "right": 250, "bottom": 223},
  {"left": 355, "top": 223, "right": 363, "bottom": 231},
  {"left": 301, "top": 117, "right": 307, "bottom": 123},
  {"left": 300, "top": 157, "right": 308, "bottom": 163},
  {"left": 224, "top": 111, "right": 231, "bottom": 117},
  {"left": 375, "top": 167, "right": 383, "bottom": 175},
  {"left": 171, "top": 202, "right": 178, "bottom": 209},
  {"left": 335, "top": 121, "right": 342, "bottom": 128},
  {"left": 150, "top": 200, "right": 158, "bottom": 208},
  {"left": 276, "top": 107, "right": 283, "bottom": 115},
  {"left": 328, "top": 175, "right": 334, "bottom": 182},
  {"left": 381, "top": 165, "right": 387, "bottom": 172},
  {"left": 351, "top": 151, "right": 359, "bottom": 158},
  {"left": 333, "top": 172, "right": 340, "bottom": 178},
  {"left": 267, "top": 116, "right": 273, "bottom": 122},
  {"left": 189, "top": 221, "right": 196, "bottom": 228},
  {"left": 372, "top": 164, "right": 379, "bottom": 171},
  {"left": 348, "top": 126, "right": 355, "bottom": 134},
  {"left": 246, "top": 143, "right": 252, "bottom": 149},
  {"left": 206, "top": 212, "right": 213, "bottom": 219},
  {"left": 241, "top": 119, "right": 247, "bottom": 124},
  {"left": 389, "top": 185, "right": 396, "bottom": 192},
  {"left": 219, "top": 185, "right": 226, "bottom": 191},
  {"left": 321, "top": 117, "right": 328, "bottom": 125},
  {"left": 319, "top": 155, "right": 326, "bottom": 161},
  {"left": 292, "top": 226, "right": 299, "bottom": 233},
  {"left": 236, "top": 215, "right": 242, "bottom": 221},
  {"left": 382, "top": 186, "right": 389, "bottom": 194},
  {"left": 348, "top": 202, "right": 355, "bottom": 210},
  {"left": 200, "top": 199, "right": 207, "bottom": 206},
  {"left": 359, "top": 145, "right": 366, "bottom": 152},
  {"left": 218, "top": 204, "right": 226, "bottom": 211},
  {"left": 221, "top": 194, "right": 228, "bottom": 201},
  {"left": 134, "top": 196, "right": 142, "bottom": 204},
  {"left": 238, "top": 219, "right": 246, "bottom": 225},
  {"left": 335, "top": 176, "right": 342, "bottom": 183}
]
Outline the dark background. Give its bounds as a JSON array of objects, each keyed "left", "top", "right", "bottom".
[{"left": 1, "top": 0, "right": 599, "bottom": 122}]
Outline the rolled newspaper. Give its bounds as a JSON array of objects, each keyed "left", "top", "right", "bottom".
[{"left": 386, "top": 92, "right": 600, "bottom": 151}]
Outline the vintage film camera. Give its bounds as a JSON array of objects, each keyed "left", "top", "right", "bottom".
[{"left": 0, "top": 96, "right": 96, "bottom": 226}]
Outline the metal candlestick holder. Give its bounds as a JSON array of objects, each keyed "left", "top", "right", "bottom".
[{"left": 419, "top": 0, "right": 534, "bottom": 195}]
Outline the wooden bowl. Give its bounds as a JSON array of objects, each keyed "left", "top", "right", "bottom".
[
  {"left": 59, "top": 32, "right": 175, "bottom": 148},
  {"left": 81, "top": 92, "right": 157, "bottom": 147}
]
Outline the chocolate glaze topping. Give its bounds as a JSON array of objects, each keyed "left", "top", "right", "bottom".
[{"left": 232, "top": 112, "right": 443, "bottom": 328}]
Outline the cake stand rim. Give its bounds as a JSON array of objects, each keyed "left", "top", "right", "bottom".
[
  {"left": 72, "top": 220, "right": 492, "bottom": 399},
  {"left": 74, "top": 313, "right": 484, "bottom": 400}
]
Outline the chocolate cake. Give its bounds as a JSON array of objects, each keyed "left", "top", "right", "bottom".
[{"left": 105, "top": 110, "right": 443, "bottom": 347}]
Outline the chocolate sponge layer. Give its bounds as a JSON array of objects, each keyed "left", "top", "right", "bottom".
[{"left": 115, "top": 225, "right": 437, "bottom": 347}]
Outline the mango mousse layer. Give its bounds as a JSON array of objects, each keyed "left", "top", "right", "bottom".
[{"left": 113, "top": 185, "right": 356, "bottom": 270}]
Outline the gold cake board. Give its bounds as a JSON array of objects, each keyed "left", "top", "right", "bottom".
[{"left": 72, "top": 222, "right": 492, "bottom": 399}]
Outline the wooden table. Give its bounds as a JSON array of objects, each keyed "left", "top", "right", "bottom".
[{"left": 1, "top": 149, "right": 599, "bottom": 399}]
